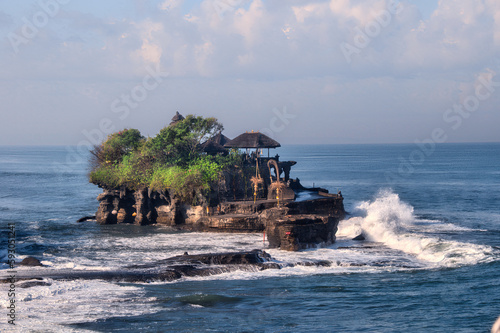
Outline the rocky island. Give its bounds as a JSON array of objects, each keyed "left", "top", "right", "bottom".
[{"left": 89, "top": 112, "right": 345, "bottom": 251}]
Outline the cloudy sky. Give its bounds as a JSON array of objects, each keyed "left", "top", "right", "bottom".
[{"left": 1, "top": 0, "right": 499, "bottom": 145}]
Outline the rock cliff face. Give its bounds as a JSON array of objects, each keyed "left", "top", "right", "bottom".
[
  {"left": 95, "top": 186, "right": 345, "bottom": 251},
  {"left": 96, "top": 187, "right": 183, "bottom": 225},
  {"left": 265, "top": 214, "right": 339, "bottom": 251}
]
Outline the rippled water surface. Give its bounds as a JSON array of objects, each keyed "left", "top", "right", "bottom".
[{"left": 1, "top": 144, "right": 499, "bottom": 332}]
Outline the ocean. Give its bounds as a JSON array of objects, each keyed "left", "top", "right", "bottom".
[{"left": 0, "top": 143, "right": 499, "bottom": 332}]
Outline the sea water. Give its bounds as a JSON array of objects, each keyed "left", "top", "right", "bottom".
[{"left": 0, "top": 143, "right": 499, "bottom": 332}]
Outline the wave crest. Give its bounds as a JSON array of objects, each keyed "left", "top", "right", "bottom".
[{"left": 337, "top": 189, "right": 496, "bottom": 267}]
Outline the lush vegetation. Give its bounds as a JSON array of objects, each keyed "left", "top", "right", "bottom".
[{"left": 89, "top": 115, "right": 245, "bottom": 203}]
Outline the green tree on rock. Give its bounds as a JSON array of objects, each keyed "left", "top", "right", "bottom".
[
  {"left": 90, "top": 128, "right": 144, "bottom": 166},
  {"left": 150, "top": 115, "right": 223, "bottom": 166},
  {"left": 88, "top": 114, "right": 237, "bottom": 204}
]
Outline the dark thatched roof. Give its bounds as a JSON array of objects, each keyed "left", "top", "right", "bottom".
[
  {"left": 200, "top": 140, "right": 226, "bottom": 153},
  {"left": 170, "top": 111, "right": 185, "bottom": 126},
  {"left": 224, "top": 131, "right": 281, "bottom": 149},
  {"left": 199, "top": 133, "right": 231, "bottom": 154},
  {"left": 211, "top": 133, "right": 230, "bottom": 146}
]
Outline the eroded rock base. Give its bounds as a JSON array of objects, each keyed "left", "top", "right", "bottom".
[{"left": 95, "top": 187, "right": 344, "bottom": 251}]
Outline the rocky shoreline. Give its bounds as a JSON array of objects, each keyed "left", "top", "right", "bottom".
[
  {"left": 94, "top": 185, "right": 345, "bottom": 251},
  {"left": 86, "top": 113, "right": 346, "bottom": 251},
  {"left": 1, "top": 250, "right": 336, "bottom": 285}
]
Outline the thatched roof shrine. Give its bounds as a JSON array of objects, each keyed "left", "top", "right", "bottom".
[
  {"left": 170, "top": 111, "right": 185, "bottom": 126},
  {"left": 224, "top": 131, "right": 280, "bottom": 149},
  {"left": 199, "top": 133, "right": 231, "bottom": 154},
  {"left": 211, "top": 132, "right": 231, "bottom": 146},
  {"left": 200, "top": 140, "right": 226, "bottom": 154}
]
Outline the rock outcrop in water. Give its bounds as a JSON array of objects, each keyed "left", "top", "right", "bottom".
[
  {"left": 19, "top": 256, "right": 43, "bottom": 267},
  {"left": 94, "top": 185, "right": 345, "bottom": 251},
  {"left": 1, "top": 250, "right": 342, "bottom": 284},
  {"left": 89, "top": 112, "right": 345, "bottom": 251},
  {"left": 1, "top": 250, "right": 279, "bottom": 284}
]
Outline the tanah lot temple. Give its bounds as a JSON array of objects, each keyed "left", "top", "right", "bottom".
[{"left": 94, "top": 112, "right": 345, "bottom": 251}]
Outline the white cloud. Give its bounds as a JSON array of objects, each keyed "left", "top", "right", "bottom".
[
  {"left": 132, "top": 20, "right": 163, "bottom": 65},
  {"left": 159, "top": 0, "right": 184, "bottom": 11},
  {"left": 3, "top": 0, "right": 500, "bottom": 80},
  {"left": 292, "top": 3, "right": 328, "bottom": 24},
  {"left": 329, "top": 0, "right": 389, "bottom": 26},
  {"left": 233, "top": 0, "right": 267, "bottom": 47},
  {"left": 194, "top": 41, "right": 215, "bottom": 76},
  {"left": 2, "top": 0, "right": 500, "bottom": 144}
]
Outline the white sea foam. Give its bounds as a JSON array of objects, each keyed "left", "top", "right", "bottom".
[
  {"left": 43, "top": 231, "right": 269, "bottom": 271},
  {"left": 336, "top": 190, "right": 496, "bottom": 267},
  {"left": 411, "top": 217, "right": 485, "bottom": 232},
  {"left": 10, "top": 190, "right": 497, "bottom": 284},
  {"left": 0, "top": 279, "right": 160, "bottom": 332},
  {"left": 40, "top": 219, "right": 497, "bottom": 280},
  {"left": 2, "top": 191, "right": 499, "bottom": 330}
]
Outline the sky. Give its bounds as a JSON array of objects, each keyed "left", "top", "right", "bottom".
[{"left": 1, "top": 0, "right": 499, "bottom": 146}]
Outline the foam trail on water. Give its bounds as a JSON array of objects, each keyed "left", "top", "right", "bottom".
[
  {"left": 0, "top": 279, "right": 160, "bottom": 332},
  {"left": 337, "top": 189, "right": 495, "bottom": 267}
]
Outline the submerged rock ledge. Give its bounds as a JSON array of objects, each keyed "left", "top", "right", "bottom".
[
  {"left": 0, "top": 248, "right": 422, "bottom": 286},
  {"left": 0, "top": 250, "right": 333, "bottom": 284}
]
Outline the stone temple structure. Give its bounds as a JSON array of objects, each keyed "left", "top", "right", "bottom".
[{"left": 94, "top": 114, "right": 345, "bottom": 251}]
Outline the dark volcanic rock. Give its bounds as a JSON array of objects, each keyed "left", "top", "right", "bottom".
[
  {"left": 77, "top": 216, "right": 96, "bottom": 222},
  {"left": 18, "top": 279, "right": 52, "bottom": 288},
  {"left": 0, "top": 250, "right": 342, "bottom": 284},
  {"left": 127, "top": 250, "right": 271, "bottom": 269},
  {"left": 1, "top": 250, "right": 278, "bottom": 284},
  {"left": 94, "top": 182, "right": 345, "bottom": 251},
  {"left": 353, "top": 234, "right": 366, "bottom": 241},
  {"left": 19, "top": 256, "right": 43, "bottom": 267},
  {"left": 266, "top": 215, "right": 339, "bottom": 251},
  {"left": 284, "top": 197, "right": 345, "bottom": 219},
  {"left": 170, "top": 250, "right": 272, "bottom": 265}
]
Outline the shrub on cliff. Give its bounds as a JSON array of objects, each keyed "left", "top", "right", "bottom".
[
  {"left": 89, "top": 128, "right": 144, "bottom": 169},
  {"left": 150, "top": 166, "right": 205, "bottom": 203},
  {"left": 88, "top": 114, "right": 250, "bottom": 204},
  {"left": 116, "top": 153, "right": 154, "bottom": 189},
  {"left": 89, "top": 165, "right": 120, "bottom": 188}
]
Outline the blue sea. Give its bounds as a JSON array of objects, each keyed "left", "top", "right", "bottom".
[{"left": 1, "top": 143, "right": 499, "bottom": 332}]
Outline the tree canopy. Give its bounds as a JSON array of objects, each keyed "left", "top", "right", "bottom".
[
  {"left": 88, "top": 114, "right": 243, "bottom": 204},
  {"left": 150, "top": 115, "right": 223, "bottom": 166}
]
